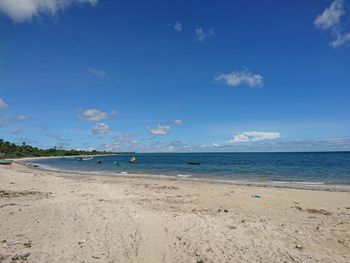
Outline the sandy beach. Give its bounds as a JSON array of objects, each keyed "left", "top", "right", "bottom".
[{"left": 0, "top": 162, "right": 349, "bottom": 263}]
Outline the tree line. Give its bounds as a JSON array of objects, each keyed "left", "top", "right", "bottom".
[{"left": 0, "top": 139, "right": 113, "bottom": 158}]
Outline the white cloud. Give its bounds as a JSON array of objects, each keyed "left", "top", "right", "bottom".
[
  {"left": 0, "top": 114, "right": 30, "bottom": 124},
  {"left": 89, "top": 68, "right": 106, "bottom": 78},
  {"left": 314, "top": 0, "right": 350, "bottom": 48},
  {"left": 174, "top": 119, "right": 183, "bottom": 126},
  {"left": 231, "top": 131, "right": 280, "bottom": 143},
  {"left": 231, "top": 134, "right": 250, "bottom": 143},
  {"left": 215, "top": 70, "right": 263, "bottom": 88},
  {"left": 314, "top": 0, "right": 344, "bottom": 30},
  {"left": 15, "top": 115, "right": 30, "bottom": 121},
  {"left": 195, "top": 27, "right": 214, "bottom": 42},
  {"left": 330, "top": 32, "right": 350, "bottom": 47},
  {"left": 148, "top": 125, "right": 170, "bottom": 135},
  {"left": 174, "top": 21, "right": 182, "bottom": 32},
  {"left": 91, "top": 122, "right": 110, "bottom": 135},
  {"left": 78, "top": 109, "right": 117, "bottom": 122},
  {"left": 0, "top": 0, "right": 98, "bottom": 22},
  {"left": 0, "top": 98, "right": 8, "bottom": 109},
  {"left": 99, "top": 136, "right": 350, "bottom": 153}
]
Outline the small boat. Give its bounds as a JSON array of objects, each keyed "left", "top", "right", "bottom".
[
  {"left": 128, "top": 156, "right": 138, "bottom": 164},
  {"left": 77, "top": 156, "right": 93, "bottom": 161},
  {"left": 81, "top": 156, "right": 93, "bottom": 161},
  {"left": 0, "top": 160, "right": 14, "bottom": 165},
  {"left": 187, "top": 161, "right": 200, "bottom": 165}
]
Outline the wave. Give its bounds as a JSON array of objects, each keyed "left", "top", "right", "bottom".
[{"left": 177, "top": 174, "right": 192, "bottom": 178}]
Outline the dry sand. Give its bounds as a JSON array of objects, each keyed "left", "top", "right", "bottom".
[{"left": 0, "top": 162, "right": 350, "bottom": 262}]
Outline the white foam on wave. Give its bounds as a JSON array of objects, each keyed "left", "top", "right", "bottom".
[{"left": 177, "top": 174, "right": 192, "bottom": 178}]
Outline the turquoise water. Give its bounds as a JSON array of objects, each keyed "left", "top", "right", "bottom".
[{"left": 26, "top": 152, "right": 350, "bottom": 187}]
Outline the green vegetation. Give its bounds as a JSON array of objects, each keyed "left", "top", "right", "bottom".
[{"left": 0, "top": 139, "right": 114, "bottom": 158}]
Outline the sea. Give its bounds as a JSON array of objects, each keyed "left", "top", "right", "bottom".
[{"left": 24, "top": 152, "right": 350, "bottom": 190}]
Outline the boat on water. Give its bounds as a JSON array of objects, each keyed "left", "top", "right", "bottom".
[
  {"left": 0, "top": 160, "right": 14, "bottom": 165},
  {"left": 128, "top": 156, "right": 138, "bottom": 164},
  {"left": 78, "top": 156, "right": 93, "bottom": 161},
  {"left": 187, "top": 161, "right": 200, "bottom": 165}
]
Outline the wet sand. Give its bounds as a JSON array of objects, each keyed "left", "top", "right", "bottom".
[{"left": 1, "top": 162, "right": 350, "bottom": 262}]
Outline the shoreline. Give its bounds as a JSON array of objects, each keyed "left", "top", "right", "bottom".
[
  {"left": 10, "top": 153, "right": 120, "bottom": 162},
  {"left": 1, "top": 162, "right": 350, "bottom": 262},
  {"left": 17, "top": 157, "right": 350, "bottom": 192}
]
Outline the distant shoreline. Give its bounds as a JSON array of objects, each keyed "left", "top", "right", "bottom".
[{"left": 13, "top": 153, "right": 120, "bottom": 162}]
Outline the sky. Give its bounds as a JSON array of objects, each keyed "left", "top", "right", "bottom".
[{"left": 0, "top": 0, "right": 349, "bottom": 152}]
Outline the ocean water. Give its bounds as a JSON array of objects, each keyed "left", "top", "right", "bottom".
[{"left": 25, "top": 152, "right": 350, "bottom": 188}]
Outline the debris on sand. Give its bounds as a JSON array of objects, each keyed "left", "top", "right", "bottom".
[
  {"left": 3, "top": 241, "right": 20, "bottom": 247},
  {"left": 293, "top": 206, "right": 331, "bottom": 215},
  {"left": 11, "top": 252, "right": 30, "bottom": 262},
  {"left": 306, "top": 209, "right": 331, "bottom": 216},
  {"left": 295, "top": 244, "right": 303, "bottom": 250},
  {"left": 0, "top": 190, "right": 49, "bottom": 199},
  {"left": 23, "top": 240, "right": 32, "bottom": 248},
  {"left": 0, "top": 203, "right": 18, "bottom": 209},
  {"left": 251, "top": 194, "right": 261, "bottom": 199},
  {"left": 294, "top": 206, "right": 303, "bottom": 211},
  {"left": 0, "top": 254, "right": 10, "bottom": 262}
]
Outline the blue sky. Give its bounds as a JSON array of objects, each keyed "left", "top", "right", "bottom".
[{"left": 0, "top": 0, "right": 349, "bottom": 152}]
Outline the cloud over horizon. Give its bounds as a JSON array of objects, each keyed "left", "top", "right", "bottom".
[
  {"left": 148, "top": 125, "right": 171, "bottom": 135},
  {"left": 215, "top": 70, "right": 263, "bottom": 88},
  {"left": 231, "top": 131, "right": 281, "bottom": 143},
  {"left": 78, "top": 109, "right": 117, "bottom": 122},
  {"left": 91, "top": 122, "right": 110, "bottom": 135},
  {"left": 99, "top": 136, "right": 350, "bottom": 153},
  {"left": 0, "top": 0, "right": 98, "bottom": 22}
]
